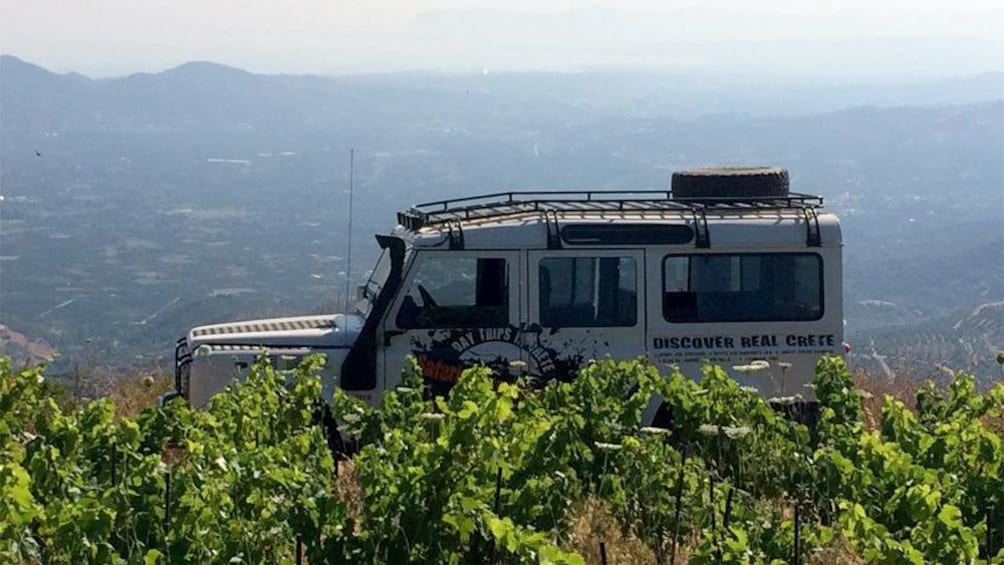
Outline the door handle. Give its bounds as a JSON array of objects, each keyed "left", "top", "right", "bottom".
[{"left": 521, "top": 322, "right": 543, "bottom": 335}]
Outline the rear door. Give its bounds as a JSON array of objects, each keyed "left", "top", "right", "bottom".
[
  {"left": 647, "top": 249, "right": 841, "bottom": 399},
  {"left": 523, "top": 249, "right": 646, "bottom": 381}
]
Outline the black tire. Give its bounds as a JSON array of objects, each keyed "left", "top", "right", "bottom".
[
  {"left": 314, "top": 403, "right": 354, "bottom": 460},
  {"left": 769, "top": 400, "right": 821, "bottom": 433},
  {"left": 672, "top": 166, "right": 789, "bottom": 199},
  {"left": 652, "top": 401, "right": 694, "bottom": 449}
]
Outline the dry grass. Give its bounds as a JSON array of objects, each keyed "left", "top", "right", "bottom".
[
  {"left": 852, "top": 367, "right": 1004, "bottom": 433},
  {"left": 71, "top": 358, "right": 174, "bottom": 419},
  {"left": 103, "top": 372, "right": 174, "bottom": 419},
  {"left": 808, "top": 535, "right": 866, "bottom": 565},
  {"left": 562, "top": 499, "right": 663, "bottom": 564},
  {"left": 984, "top": 412, "right": 1004, "bottom": 436},
  {"left": 334, "top": 459, "right": 364, "bottom": 529},
  {"left": 852, "top": 368, "right": 920, "bottom": 430}
]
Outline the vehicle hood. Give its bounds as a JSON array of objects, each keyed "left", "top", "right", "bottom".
[{"left": 186, "top": 313, "right": 364, "bottom": 350}]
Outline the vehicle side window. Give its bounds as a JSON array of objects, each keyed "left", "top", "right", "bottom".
[
  {"left": 396, "top": 256, "right": 508, "bottom": 328},
  {"left": 539, "top": 257, "right": 637, "bottom": 327},
  {"left": 663, "top": 253, "right": 823, "bottom": 322}
]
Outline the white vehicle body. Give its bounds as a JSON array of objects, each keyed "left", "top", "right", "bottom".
[{"left": 166, "top": 169, "right": 843, "bottom": 417}]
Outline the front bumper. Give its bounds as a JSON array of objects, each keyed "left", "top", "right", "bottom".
[
  {"left": 157, "top": 390, "right": 182, "bottom": 407},
  {"left": 159, "top": 336, "right": 192, "bottom": 407}
]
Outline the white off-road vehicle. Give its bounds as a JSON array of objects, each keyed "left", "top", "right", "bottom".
[{"left": 162, "top": 167, "right": 843, "bottom": 422}]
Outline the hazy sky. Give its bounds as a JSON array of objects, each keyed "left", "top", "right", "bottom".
[{"left": 2, "top": 0, "right": 1002, "bottom": 77}]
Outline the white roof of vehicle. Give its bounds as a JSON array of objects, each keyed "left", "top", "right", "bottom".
[
  {"left": 400, "top": 209, "right": 841, "bottom": 250},
  {"left": 395, "top": 190, "right": 840, "bottom": 250}
]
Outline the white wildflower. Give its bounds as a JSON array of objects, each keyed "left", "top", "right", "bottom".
[
  {"left": 595, "top": 442, "right": 623, "bottom": 452},
  {"left": 698, "top": 424, "right": 749, "bottom": 440},
  {"left": 640, "top": 426, "right": 671, "bottom": 436},
  {"left": 768, "top": 395, "right": 803, "bottom": 406},
  {"left": 723, "top": 426, "right": 751, "bottom": 440},
  {"left": 421, "top": 413, "right": 445, "bottom": 421},
  {"left": 508, "top": 360, "right": 527, "bottom": 369},
  {"left": 698, "top": 424, "right": 720, "bottom": 437},
  {"left": 733, "top": 360, "right": 770, "bottom": 374}
]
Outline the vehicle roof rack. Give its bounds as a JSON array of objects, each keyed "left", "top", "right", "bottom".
[{"left": 397, "top": 190, "right": 824, "bottom": 230}]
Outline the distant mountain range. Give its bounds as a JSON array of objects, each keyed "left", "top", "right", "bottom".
[
  {"left": 1, "top": 55, "right": 1001, "bottom": 384},
  {"left": 3, "top": 54, "right": 1004, "bottom": 135}
]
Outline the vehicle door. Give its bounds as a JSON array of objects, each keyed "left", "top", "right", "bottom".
[
  {"left": 380, "top": 249, "right": 523, "bottom": 396},
  {"left": 523, "top": 249, "right": 646, "bottom": 382}
]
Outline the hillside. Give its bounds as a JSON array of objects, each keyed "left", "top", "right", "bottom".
[{"left": 850, "top": 302, "right": 1004, "bottom": 387}]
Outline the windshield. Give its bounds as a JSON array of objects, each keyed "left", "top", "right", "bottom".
[{"left": 352, "top": 249, "right": 391, "bottom": 317}]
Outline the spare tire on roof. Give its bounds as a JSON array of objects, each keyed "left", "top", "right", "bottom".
[{"left": 671, "top": 166, "right": 789, "bottom": 199}]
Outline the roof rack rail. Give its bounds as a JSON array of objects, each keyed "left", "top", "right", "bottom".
[{"left": 397, "top": 190, "right": 824, "bottom": 230}]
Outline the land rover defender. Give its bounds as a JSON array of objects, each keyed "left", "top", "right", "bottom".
[{"left": 162, "top": 167, "right": 843, "bottom": 420}]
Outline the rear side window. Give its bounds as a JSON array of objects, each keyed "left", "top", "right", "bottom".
[
  {"left": 561, "top": 224, "right": 693, "bottom": 245},
  {"left": 397, "top": 256, "right": 508, "bottom": 328},
  {"left": 539, "top": 257, "right": 637, "bottom": 327},
  {"left": 663, "top": 253, "right": 822, "bottom": 322}
]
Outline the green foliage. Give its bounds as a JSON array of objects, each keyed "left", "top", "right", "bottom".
[
  {"left": 1, "top": 354, "right": 345, "bottom": 564},
  {"left": 2, "top": 355, "right": 1003, "bottom": 563},
  {"left": 816, "top": 369, "right": 1003, "bottom": 563}
]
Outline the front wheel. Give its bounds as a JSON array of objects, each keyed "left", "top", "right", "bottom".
[
  {"left": 768, "top": 400, "right": 821, "bottom": 431},
  {"left": 315, "top": 404, "right": 356, "bottom": 461}
]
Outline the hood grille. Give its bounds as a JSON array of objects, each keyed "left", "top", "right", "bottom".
[{"left": 192, "top": 316, "right": 333, "bottom": 337}]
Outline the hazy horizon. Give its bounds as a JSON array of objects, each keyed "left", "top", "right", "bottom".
[
  {"left": 2, "top": 1, "right": 1002, "bottom": 79},
  {"left": 6, "top": 53, "right": 1004, "bottom": 87}
]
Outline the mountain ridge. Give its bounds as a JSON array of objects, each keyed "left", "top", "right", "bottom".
[{"left": 3, "top": 54, "right": 1002, "bottom": 116}]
